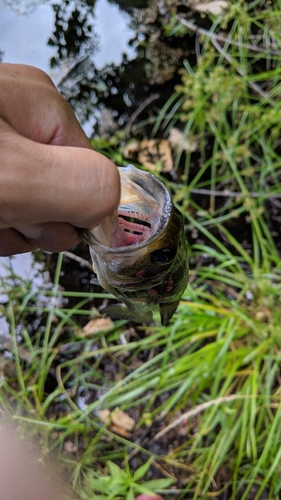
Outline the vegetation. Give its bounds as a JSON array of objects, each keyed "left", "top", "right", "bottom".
[{"left": 1, "top": 1, "right": 281, "bottom": 499}]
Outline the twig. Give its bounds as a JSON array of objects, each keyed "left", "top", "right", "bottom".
[
  {"left": 155, "top": 395, "right": 248, "bottom": 440},
  {"left": 211, "top": 38, "right": 274, "bottom": 104},
  {"left": 190, "top": 188, "right": 281, "bottom": 199},
  {"left": 125, "top": 93, "right": 160, "bottom": 137},
  {"left": 176, "top": 16, "right": 281, "bottom": 56},
  {"left": 63, "top": 251, "right": 93, "bottom": 271}
]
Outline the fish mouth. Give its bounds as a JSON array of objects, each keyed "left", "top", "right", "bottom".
[
  {"left": 81, "top": 164, "right": 172, "bottom": 254},
  {"left": 113, "top": 206, "right": 153, "bottom": 246}
]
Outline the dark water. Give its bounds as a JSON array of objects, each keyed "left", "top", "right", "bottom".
[
  {"left": 0, "top": 0, "right": 190, "bottom": 135},
  {"left": 0, "top": 0, "right": 135, "bottom": 71}
]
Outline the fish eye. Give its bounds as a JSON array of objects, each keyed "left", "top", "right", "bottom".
[{"left": 150, "top": 247, "right": 176, "bottom": 263}]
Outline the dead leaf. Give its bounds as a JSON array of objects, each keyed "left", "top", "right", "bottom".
[
  {"left": 123, "top": 140, "right": 140, "bottom": 160},
  {"left": 99, "top": 409, "right": 111, "bottom": 424},
  {"left": 110, "top": 424, "right": 131, "bottom": 438},
  {"left": 168, "top": 128, "right": 198, "bottom": 153},
  {"left": 112, "top": 408, "right": 135, "bottom": 431},
  {"left": 124, "top": 139, "right": 173, "bottom": 172},
  {"left": 138, "top": 139, "right": 173, "bottom": 172},
  {"left": 192, "top": 1, "right": 228, "bottom": 15},
  {"left": 98, "top": 407, "right": 135, "bottom": 436},
  {"left": 78, "top": 317, "right": 114, "bottom": 338}
]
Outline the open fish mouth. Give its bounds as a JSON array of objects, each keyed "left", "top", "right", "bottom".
[
  {"left": 82, "top": 164, "right": 172, "bottom": 254},
  {"left": 115, "top": 206, "right": 152, "bottom": 246}
]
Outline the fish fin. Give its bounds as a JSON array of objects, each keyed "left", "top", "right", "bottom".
[
  {"left": 100, "top": 303, "right": 153, "bottom": 324},
  {"left": 159, "top": 300, "right": 180, "bottom": 326},
  {"left": 88, "top": 259, "right": 100, "bottom": 285},
  {"left": 90, "top": 275, "right": 100, "bottom": 285}
]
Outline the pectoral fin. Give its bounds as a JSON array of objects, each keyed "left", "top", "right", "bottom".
[
  {"left": 100, "top": 303, "right": 153, "bottom": 324},
  {"left": 159, "top": 300, "right": 180, "bottom": 326}
]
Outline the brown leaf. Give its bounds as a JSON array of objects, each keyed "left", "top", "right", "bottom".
[
  {"left": 110, "top": 424, "right": 131, "bottom": 438},
  {"left": 192, "top": 1, "right": 228, "bottom": 15},
  {"left": 78, "top": 318, "right": 114, "bottom": 338},
  {"left": 123, "top": 140, "right": 140, "bottom": 160},
  {"left": 98, "top": 407, "right": 135, "bottom": 434},
  {"left": 168, "top": 128, "right": 198, "bottom": 153},
  {"left": 137, "top": 139, "right": 173, "bottom": 172},
  {"left": 98, "top": 409, "right": 111, "bottom": 424},
  {"left": 111, "top": 408, "right": 135, "bottom": 431}
]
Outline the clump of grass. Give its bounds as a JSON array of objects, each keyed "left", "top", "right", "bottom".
[{"left": 1, "top": 247, "right": 281, "bottom": 499}]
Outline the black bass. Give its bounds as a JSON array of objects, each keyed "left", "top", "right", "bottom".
[{"left": 80, "top": 164, "right": 188, "bottom": 325}]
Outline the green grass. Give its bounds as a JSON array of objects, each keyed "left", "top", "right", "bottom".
[
  {"left": 2, "top": 1, "right": 281, "bottom": 499},
  {"left": 1, "top": 254, "right": 281, "bottom": 499}
]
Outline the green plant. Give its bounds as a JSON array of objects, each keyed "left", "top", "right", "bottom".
[{"left": 81, "top": 459, "right": 174, "bottom": 500}]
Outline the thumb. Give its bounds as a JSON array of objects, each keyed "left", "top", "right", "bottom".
[{"left": 0, "top": 129, "right": 120, "bottom": 230}]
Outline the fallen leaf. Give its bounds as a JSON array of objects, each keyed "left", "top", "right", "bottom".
[
  {"left": 192, "top": 1, "right": 228, "bottom": 15},
  {"left": 138, "top": 139, "right": 173, "bottom": 172},
  {"left": 111, "top": 408, "right": 135, "bottom": 431},
  {"left": 98, "top": 407, "right": 135, "bottom": 434},
  {"left": 99, "top": 409, "right": 111, "bottom": 424},
  {"left": 168, "top": 128, "right": 198, "bottom": 153},
  {"left": 123, "top": 140, "right": 140, "bottom": 160},
  {"left": 110, "top": 424, "right": 131, "bottom": 438},
  {"left": 78, "top": 317, "right": 114, "bottom": 338}
]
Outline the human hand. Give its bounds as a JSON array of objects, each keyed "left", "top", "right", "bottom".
[
  {"left": 0, "top": 63, "right": 120, "bottom": 256},
  {"left": 0, "top": 426, "right": 61, "bottom": 500},
  {"left": 0, "top": 426, "right": 162, "bottom": 500}
]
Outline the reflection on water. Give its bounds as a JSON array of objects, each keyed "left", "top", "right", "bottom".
[
  {"left": 1, "top": 0, "right": 187, "bottom": 139},
  {"left": 94, "top": 0, "right": 135, "bottom": 69},
  {"left": 0, "top": 1, "right": 55, "bottom": 72},
  {"left": 0, "top": 252, "right": 49, "bottom": 340},
  {"left": 0, "top": 0, "right": 135, "bottom": 72}
]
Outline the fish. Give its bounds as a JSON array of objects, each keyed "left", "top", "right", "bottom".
[{"left": 80, "top": 164, "right": 188, "bottom": 325}]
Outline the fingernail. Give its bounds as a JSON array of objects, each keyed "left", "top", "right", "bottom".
[{"left": 14, "top": 224, "right": 43, "bottom": 240}]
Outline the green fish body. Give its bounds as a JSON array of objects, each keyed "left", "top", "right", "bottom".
[{"left": 80, "top": 165, "right": 188, "bottom": 325}]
